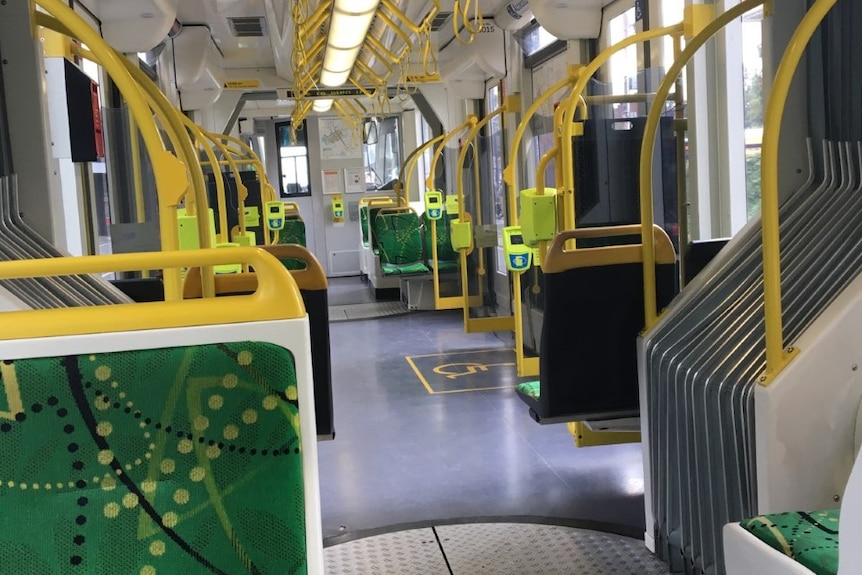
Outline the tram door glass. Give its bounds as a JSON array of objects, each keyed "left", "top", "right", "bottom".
[
  {"left": 487, "top": 83, "right": 508, "bottom": 278},
  {"left": 607, "top": 6, "right": 639, "bottom": 119},
  {"left": 742, "top": 10, "right": 764, "bottom": 220}
]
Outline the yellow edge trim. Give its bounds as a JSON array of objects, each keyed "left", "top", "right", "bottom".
[
  {"left": 464, "top": 316, "right": 516, "bottom": 334},
  {"left": 0, "top": 249, "right": 304, "bottom": 341},
  {"left": 404, "top": 355, "right": 435, "bottom": 394}
]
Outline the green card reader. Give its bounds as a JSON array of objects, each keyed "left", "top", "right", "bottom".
[
  {"left": 503, "top": 226, "right": 532, "bottom": 272},
  {"left": 425, "top": 190, "right": 443, "bottom": 220},
  {"left": 265, "top": 201, "right": 285, "bottom": 231}
]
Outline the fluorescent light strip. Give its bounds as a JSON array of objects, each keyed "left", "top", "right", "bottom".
[{"left": 320, "top": 0, "right": 381, "bottom": 87}]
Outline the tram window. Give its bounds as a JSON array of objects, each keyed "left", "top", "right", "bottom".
[
  {"left": 607, "top": 7, "right": 639, "bottom": 119},
  {"left": 275, "top": 121, "right": 311, "bottom": 197},
  {"left": 742, "top": 10, "right": 764, "bottom": 220},
  {"left": 518, "top": 22, "right": 565, "bottom": 68}
]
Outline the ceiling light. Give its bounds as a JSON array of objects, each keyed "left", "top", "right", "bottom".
[
  {"left": 313, "top": 99, "right": 334, "bottom": 113},
  {"left": 320, "top": 0, "right": 381, "bottom": 87}
]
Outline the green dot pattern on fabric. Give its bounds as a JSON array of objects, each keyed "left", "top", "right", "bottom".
[
  {"left": 0, "top": 342, "right": 307, "bottom": 575},
  {"left": 517, "top": 381, "right": 541, "bottom": 401},
  {"left": 278, "top": 218, "right": 308, "bottom": 270},
  {"left": 374, "top": 212, "right": 429, "bottom": 275},
  {"left": 422, "top": 212, "right": 459, "bottom": 265},
  {"left": 739, "top": 510, "right": 840, "bottom": 575}
]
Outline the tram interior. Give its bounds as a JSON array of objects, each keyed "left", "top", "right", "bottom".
[{"left": 0, "top": 0, "right": 860, "bottom": 574}]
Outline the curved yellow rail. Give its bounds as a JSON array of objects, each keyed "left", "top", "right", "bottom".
[
  {"left": 638, "top": 0, "right": 765, "bottom": 329},
  {"left": 560, "top": 24, "right": 684, "bottom": 232},
  {"left": 425, "top": 116, "right": 478, "bottom": 192},
  {"left": 761, "top": 0, "right": 838, "bottom": 379},
  {"left": 456, "top": 109, "right": 503, "bottom": 219},
  {"left": 503, "top": 70, "right": 580, "bottom": 225},
  {"left": 398, "top": 134, "right": 446, "bottom": 204},
  {"left": 0, "top": 248, "right": 305, "bottom": 341}
]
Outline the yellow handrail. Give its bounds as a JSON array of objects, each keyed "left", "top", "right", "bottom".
[
  {"left": 33, "top": 2, "right": 190, "bottom": 299},
  {"left": 456, "top": 108, "right": 504, "bottom": 219},
  {"left": 502, "top": 68, "right": 581, "bottom": 225},
  {"left": 397, "top": 134, "right": 446, "bottom": 204},
  {"left": 0, "top": 248, "right": 305, "bottom": 341},
  {"left": 638, "top": 0, "right": 765, "bottom": 329},
  {"left": 425, "top": 116, "right": 478, "bottom": 192},
  {"left": 761, "top": 0, "right": 838, "bottom": 381}
]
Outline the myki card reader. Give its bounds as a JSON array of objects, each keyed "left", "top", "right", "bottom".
[
  {"left": 425, "top": 190, "right": 443, "bottom": 220},
  {"left": 265, "top": 201, "right": 285, "bottom": 231},
  {"left": 503, "top": 226, "right": 532, "bottom": 272}
]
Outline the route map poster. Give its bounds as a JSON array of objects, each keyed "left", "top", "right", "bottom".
[{"left": 318, "top": 117, "right": 362, "bottom": 160}]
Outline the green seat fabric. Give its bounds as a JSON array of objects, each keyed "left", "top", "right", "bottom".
[
  {"left": 421, "top": 213, "right": 460, "bottom": 272},
  {"left": 517, "top": 381, "right": 541, "bottom": 401},
  {"left": 740, "top": 511, "right": 840, "bottom": 575},
  {"left": 381, "top": 261, "right": 431, "bottom": 275},
  {"left": 360, "top": 207, "right": 371, "bottom": 248},
  {"left": 0, "top": 342, "right": 308, "bottom": 574},
  {"left": 374, "top": 212, "right": 429, "bottom": 276},
  {"left": 361, "top": 207, "right": 387, "bottom": 250},
  {"left": 278, "top": 218, "right": 307, "bottom": 270}
]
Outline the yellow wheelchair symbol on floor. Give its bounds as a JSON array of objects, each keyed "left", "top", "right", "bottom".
[{"left": 433, "top": 362, "right": 516, "bottom": 380}]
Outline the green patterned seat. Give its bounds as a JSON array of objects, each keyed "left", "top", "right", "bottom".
[
  {"left": 740, "top": 510, "right": 840, "bottom": 575},
  {"left": 373, "top": 211, "right": 430, "bottom": 276},
  {"left": 278, "top": 218, "right": 308, "bottom": 270},
  {"left": 422, "top": 212, "right": 460, "bottom": 273},
  {"left": 0, "top": 342, "right": 308, "bottom": 574},
  {"left": 517, "top": 381, "right": 541, "bottom": 401}
]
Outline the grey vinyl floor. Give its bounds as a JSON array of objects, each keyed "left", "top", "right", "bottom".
[{"left": 318, "top": 277, "right": 666, "bottom": 573}]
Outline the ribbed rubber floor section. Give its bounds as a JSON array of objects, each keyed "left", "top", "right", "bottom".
[
  {"left": 325, "top": 523, "right": 671, "bottom": 574},
  {"left": 329, "top": 301, "right": 412, "bottom": 322}
]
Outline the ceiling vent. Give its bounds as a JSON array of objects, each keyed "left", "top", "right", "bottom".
[
  {"left": 228, "top": 17, "right": 268, "bottom": 38},
  {"left": 429, "top": 12, "right": 452, "bottom": 31}
]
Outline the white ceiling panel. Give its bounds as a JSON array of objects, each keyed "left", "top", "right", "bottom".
[{"left": 177, "top": 0, "right": 275, "bottom": 69}]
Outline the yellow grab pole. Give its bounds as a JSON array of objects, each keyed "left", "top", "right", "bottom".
[
  {"left": 561, "top": 24, "right": 684, "bottom": 238},
  {"left": 36, "top": 7, "right": 190, "bottom": 300},
  {"left": 761, "top": 0, "right": 838, "bottom": 379},
  {"left": 425, "top": 116, "right": 478, "bottom": 192},
  {"left": 638, "top": 0, "right": 764, "bottom": 330},
  {"left": 503, "top": 70, "right": 581, "bottom": 225},
  {"left": 400, "top": 134, "right": 446, "bottom": 204}
]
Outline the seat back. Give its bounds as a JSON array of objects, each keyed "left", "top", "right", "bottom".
[
  {"left": 278, "top": 217, "right": 308, "bottom": 270},
  {"left": 374, "top": 208, "right": 425, "bottom": 266},
  {"left": 0, "top": 248, "right": 323, "bottom": 574},
  {"left": 184, "top": 245, "right": 334, "bottom": 440},
  {"left": 359, "top": 197, "right": 396, "bottom": 249},
  {"left": 422, "top": 212, "right": 458, "bottom": 263},
  {"left": 539, "top": 225, "right": 677, "bottom": 420}
]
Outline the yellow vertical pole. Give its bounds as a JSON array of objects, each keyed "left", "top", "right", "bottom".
[{"left": 761, "top": 0, "right": 837, "bottom": 379}]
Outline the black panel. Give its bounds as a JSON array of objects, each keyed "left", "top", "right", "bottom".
[
  {"left": 302, "top": 288, "right": 335, "bottom": 439},
  {"left": 533, "top": 263, "right": 677, "bottom": 421},
  {"left": 109, "top": 278, "right": 164, "bottom": 303},
  {"left": 64, "top": 59, "right": 101, "bottom": 163},
  {"left": 206, "top": 170, "right": 264, "bottom": 243},
  {"left": 572, "top": 117, "right": 678, "bottom": 248},
  {"left": 684, "top": 239, "right": 730, "bottom": 284}
]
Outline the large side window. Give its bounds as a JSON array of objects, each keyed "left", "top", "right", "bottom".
[
  {"left": 529, "top": 49, "right": 570, "bottom": 190},
  {"left": 275, "top": 121, "right": 311, "bottom": 197},
  {"left": 742, "top": 10, "right": 764, "bottom": 220}
]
